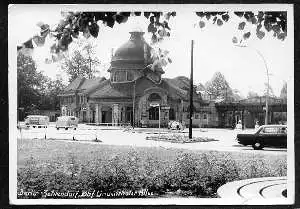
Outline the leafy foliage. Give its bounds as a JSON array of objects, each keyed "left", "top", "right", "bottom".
[
  {"left": 247, "top": 90, "right": 259, "bottom": 98},
  {"left": 17, "top": 53, "right": 47, "bottom": 113},
  {"left": 39, "top": 77, "right": 66, "bottom": 110},
  {"left": 17, "top": 53, "right": 66, "bottom": 118},
  {"left": 17, "top": 11, "right": 176, "bottom": 64},
  {"left": 280, "top": 82, "right": 287, "bottom": 99},
  {"left": 17, "top": 139, "right": 287, "bottom": 198},
  {"left": 60, "top": 41, "right": 100, "bottom": 83},
  {"left": 205, "top": 72, "right": 237, "bottom": 101},
  {"left": 195, "top": 11, "right": 287, "bottom": 42}
]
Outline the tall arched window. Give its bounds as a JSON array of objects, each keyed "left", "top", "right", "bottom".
[{"left": 148, "top": 93, "right": 161, "bottom": 102}]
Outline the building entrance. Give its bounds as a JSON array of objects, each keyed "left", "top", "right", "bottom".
[
  {"left": 101, "top": 108, "right": 112, "bottom": 123},
  {"left": 125, "top": 107, "right": 133, "bottom": 126}
]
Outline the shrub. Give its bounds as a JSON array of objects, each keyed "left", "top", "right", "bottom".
[{"left": 17, "top": 140, "right": 287, "bottom": 198}]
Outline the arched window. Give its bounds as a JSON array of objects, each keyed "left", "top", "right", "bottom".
[
  {"left": 148, "top": 93, "right": 161, "bottom": 102},
  {"left": 149, "top": 107, "right": 159, "bottom": 120}
]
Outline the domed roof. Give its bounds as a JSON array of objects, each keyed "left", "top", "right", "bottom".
[{"left": 111, "top": 31, "right": 152, "bottom": 65}]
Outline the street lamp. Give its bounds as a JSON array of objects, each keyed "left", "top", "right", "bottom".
[{"left": 234, "top": 44, "right": 270, "bottom": 125}]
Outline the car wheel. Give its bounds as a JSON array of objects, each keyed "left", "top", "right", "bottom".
[
  {"left": 65, "top": 127, "right": 68, "bottom": 130},
  {"left": 252, "top": 141, "right": 264, "bottom": 150},
  {"left": 56, "top": 128, "right": 59, "bottom": 130},
  {"left": 74, "top": 128, "right": 76, "bottom": 130}
]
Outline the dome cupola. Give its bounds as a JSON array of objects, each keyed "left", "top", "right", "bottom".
[
  {"left": 110, "top": 30, "right": 152, "bottom": 67},
  {"left": 109, "top": 30, "right": 164, "bottom": 84}
]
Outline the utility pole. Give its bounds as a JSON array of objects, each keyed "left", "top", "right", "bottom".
[
  {"left": 132, "top": 80, "right": 136, "bottom": 128},
  {"left": 189, "top": 40, "right": 194, "bottom": 139}
]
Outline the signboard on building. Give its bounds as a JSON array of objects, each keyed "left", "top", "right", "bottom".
[
  {"left": 161, "top": 106, "right": 170, "bottom": 110},
  {"left": 150, "top": 103, "right": 160, "bottom": 107}
]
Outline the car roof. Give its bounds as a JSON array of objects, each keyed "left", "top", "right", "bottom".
[
  {"left": 26, "top": 115, "right": 48, "bottom": 117},
  {"left": 260, "top": 125, "right": 287, "bottom": 128},
  {"left": 57, "top": 116, "right": 77, "bottom": 119}
]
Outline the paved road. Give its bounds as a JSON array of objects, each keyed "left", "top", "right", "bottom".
[{"left": 17, "top": 123, "right": 287, "bottom": 155}]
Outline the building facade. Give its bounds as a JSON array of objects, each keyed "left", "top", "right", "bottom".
[
  {"left": 59, "top": 30, "right": 287, "bottom": 128},
  {"left": 59, "top": 30, "right": 212, "bottom": 127}
]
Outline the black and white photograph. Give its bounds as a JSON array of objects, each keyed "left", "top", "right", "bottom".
[{"left": 8, "top": 4, "right": 294, "bottom": 205}]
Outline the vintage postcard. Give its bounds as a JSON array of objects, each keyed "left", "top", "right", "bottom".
[{"left": 8, "top": 4, "right": 294, "bottom": 205}]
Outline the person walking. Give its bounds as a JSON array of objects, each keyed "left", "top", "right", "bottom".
[{"left": 255, "top": 121, "right": 260, "bottom": 130}]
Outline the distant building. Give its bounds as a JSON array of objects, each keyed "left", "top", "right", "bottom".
[{"left": 215, "top": 96, "right": 287, "bottom": 128}]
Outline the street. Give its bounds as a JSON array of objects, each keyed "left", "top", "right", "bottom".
[{"left": 17, "top": 123, "right": 287, "bottom": 155}]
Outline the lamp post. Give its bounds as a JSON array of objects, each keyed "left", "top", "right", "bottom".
[{"left": 234, "top": 44, "right": 270, "bottom": 125}]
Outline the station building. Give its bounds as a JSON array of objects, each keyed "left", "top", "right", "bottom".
[
  {"left": 59, "top": 30, "right": 287, "bottom": 128},
  {"left": 59, "top": 30, "right": 216, "bottom": 127}
]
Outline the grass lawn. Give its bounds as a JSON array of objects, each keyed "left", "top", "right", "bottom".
[{"left": 17, "top": 138, "right": 287, "bottom": 198}]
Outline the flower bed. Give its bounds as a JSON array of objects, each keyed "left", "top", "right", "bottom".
[{"left": 146, "top": 133, "right": 218, "bottom": 143}]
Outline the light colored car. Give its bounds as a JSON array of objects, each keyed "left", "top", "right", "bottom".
[
  {"left": 168, "top": 120, "right": 185, "bottom": 130},
  {"left": 24, "top": 115, "right": 49, "bottom": 128},
  {"left": 56, "top": 116, "right": 79, "bottom": 130}
]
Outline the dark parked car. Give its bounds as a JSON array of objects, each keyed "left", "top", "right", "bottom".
[{"left": 236, "top": 125, "right": 287, "bottom": 150}]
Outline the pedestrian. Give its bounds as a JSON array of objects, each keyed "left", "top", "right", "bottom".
[
  {"left": 235, "top": 120, "right": 242, "bottom": 130},
  {"left": 255, "top": 121, "right": 260, "bottom": 130}
]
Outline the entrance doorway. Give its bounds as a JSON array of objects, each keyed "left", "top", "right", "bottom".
[
  {"left": 125, "top": 107, "right": 133, "bottom": 126},
  {"left": 82, "top": 111, "right": 87, "bottom": 122},
  {"left": 101, "top": 108, "right": 112, "bottom": 123}
]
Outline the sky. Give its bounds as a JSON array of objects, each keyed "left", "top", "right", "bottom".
[{"left": 9, "top": 4, "right": 293, "bottom": 97}]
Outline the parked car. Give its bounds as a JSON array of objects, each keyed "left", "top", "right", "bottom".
[
  {"left": 24, "top": 115, "right": 49, "bottom": 128},
  {"left": 236, "top": 125, "right": 287, "bottom": 150},
  {"left": 56, "top": 116, "right": 79, "bottom": 130},
  {"left": 168, "top": 120, "right": 185, "bottom": 130}
]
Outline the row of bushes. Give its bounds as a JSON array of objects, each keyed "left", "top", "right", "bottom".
[{"left": 18, "top": 148, "right": 287, "bottom": 199}]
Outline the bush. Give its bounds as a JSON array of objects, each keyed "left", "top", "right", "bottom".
[{"left": 17, "top": 140, "right": 287, "bottom": 198}]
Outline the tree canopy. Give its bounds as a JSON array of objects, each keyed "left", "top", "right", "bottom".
[
  {"left": 205, "top": 72, "right": 233, "bottom": 101},
  {"left": 60, "top": 40, "right": 100, "bottom": 83},
  {"left": 17, "top": 11, "right": 176, "bottom": 65},
  {"left": 280, "top": 81, "right": 287, "bottom": 99},
  {"left": 247, "top": 90, "right": 259, "bottom": 98},
  {"left": 17, "top": 52, "right": 46, "bottom": 111},
  {"left": 17, "top": 11, "right": 287, "bottom": 65},
  {"left": 195, "top": 11, "right": 287, "bottom": 42},
  {"left": 18, "top": 52, "right": 66, "bottom": 117}
]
